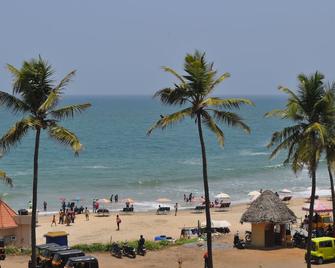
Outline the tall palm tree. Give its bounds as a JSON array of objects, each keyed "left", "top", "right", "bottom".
[
  {"left": 266, "top": 72, "right": 332, "bottom": 268},
  {"left": 0, "top": 56, "right": 91, "bottom": 268},
  {"left": 148, "top": 51, "right": 253, "bottom": 268},
  {"left": 322, "top": 83, "right": 335, "bottom": 229}
]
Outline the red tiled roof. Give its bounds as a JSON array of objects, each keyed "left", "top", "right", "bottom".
[{"left": 0, "top": 200, "right": 18, "bottom": 229}]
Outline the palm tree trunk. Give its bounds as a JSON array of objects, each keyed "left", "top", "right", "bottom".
[
  {"left": 196, "top": 113, "right": 213, "bottom": 268},
  {"left": 305, "top": 165, "right": 316, "bottom": 268},
  {"left": 31, "top": 127, "right": 41, "bottom": 268},
  {"left": 327, "top": 163, "right": 335, "bottom": 229}
]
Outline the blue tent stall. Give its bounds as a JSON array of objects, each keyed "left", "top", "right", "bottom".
[{"left": 44, "top": 231, "right": 69, "bottom": 246}]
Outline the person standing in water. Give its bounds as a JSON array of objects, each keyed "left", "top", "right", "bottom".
[{"left": 174, "top": 203, "right": 178, "bottom": 216}]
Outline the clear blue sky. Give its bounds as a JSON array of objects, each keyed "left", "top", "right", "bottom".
[{"left": 0, "top": 0, "right": 334, "bottom": 96}]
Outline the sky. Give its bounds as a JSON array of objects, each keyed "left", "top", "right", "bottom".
[{"left": 0, "top": 0, "right": 334, "bottom": 96}]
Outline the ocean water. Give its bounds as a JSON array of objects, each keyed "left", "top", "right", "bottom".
[{"left": 0, "top": 96, "right": 332, "bottom": 212}]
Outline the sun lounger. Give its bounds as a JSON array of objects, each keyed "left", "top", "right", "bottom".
[
  {"left": 281, "top": 196, "right": 292, "bottom": 202},
  {"left": 122, "top": 207, "right": 134, "bottom": 212},
  {"left": 156, "top": 207, "right": 170, "bottom": 215},
  {"left": 96, "top": 208, "right": 109, "bottom": 215},
  {"left": 195, "top": 205, "right": 206, "bottom": 211}
]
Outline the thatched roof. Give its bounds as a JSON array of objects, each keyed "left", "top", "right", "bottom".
[{"left": 240, "top": 190, "right": 297, "bottom": 224}]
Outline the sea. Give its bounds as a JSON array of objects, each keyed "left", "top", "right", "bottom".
[{"left": 0, "top": 95, "right": 332, "bottom": 213}]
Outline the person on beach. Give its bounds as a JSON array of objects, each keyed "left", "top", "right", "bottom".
[
  {"left": 28, "top": 201, "right": 32, "bottom": 209},
  {"left": 85, "top": 207, "right": 89, "bottom": 221},
  {"left": 51, "top": 214, "right": 56, "bottom": 227},
  {"left": 110, "top": 194, "right": 113, "bottom": 202},
  {"left": 174, "top": 202, "right": 178, "bottom": 216},
  {"left": 116, "top": 214, "right": 121, "bottom": 230},
  {"left": 62, "top": 201, "right": 66, "bottom": 212},
  {"left": 43, "top": 201, "right": 47, "bottom": 211},
  {"left": 115, "top": 194, "right": 118, "bottom": 203},
  {"left": 184, "top": 194, "right": 186, "bottom": 202},
  {"left": 203, "top": 251, "right": 209, "bottom": 268},
  {"left": 92, "top": 199, "right": 96, "bottom": 213}
]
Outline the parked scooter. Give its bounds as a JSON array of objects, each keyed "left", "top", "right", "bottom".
[
  {"left": 137, "top": 245, "right": 147, "bottom": 256},
  {"left": 233, "top": 232, "right": 246, "bottom": 249},
  {"left": 122, "top": 244, "right": 136, "bottom": 258},
  {"left": 110, "top": 243, "right": 122, "bottom": 258},
  {"left": 292, "top": 230, "right": 307, "bottom": 248},
  {"left": 245, "top": 231, "right": 252, "bottom": 243}
]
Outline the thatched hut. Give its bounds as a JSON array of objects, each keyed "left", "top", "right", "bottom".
[{"left": 240, "top": 190, "right": 297, "bottom": 248}]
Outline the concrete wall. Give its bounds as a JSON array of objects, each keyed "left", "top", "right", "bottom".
[
  {"left": 251, "top": 223, "right": 265, "bottom": 247},
  {"left": 0, "top": 215, "right": 32, "bottom": 248}
]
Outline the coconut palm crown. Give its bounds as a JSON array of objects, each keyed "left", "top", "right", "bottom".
[
  {"left": 148, "top": 51, "right": 253, "bottom": 268},
  {"left": 266, "top": 72, "right": 335, "bottom": 268},
  {"left": 0, "top": 56, "right": 91, "bottom": 268}
]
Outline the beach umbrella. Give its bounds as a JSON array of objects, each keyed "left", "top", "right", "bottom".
[
  {"left": 122, "top": 198, "right": 135, "bottom": 204},
  {"left": 215, "top": 193, "right": 230, "bottom": 199},
  {"left": 248, "top": 191, "right": 260, "bottom": 196},
  {"left": 279, "top": 189, "right": 292, "bottom": 194},
  {"left": 201, "top": 220, "right": 231, "bottom": 228},
  {"left": 156, "top": 198, "right": 171, "bottom": 203},
  {"left": 193, "top": 197, "right": 205, "bottom": 203},
  {"left": 97, "top": 198, "right": 111, "bottom": 204},
  {"left": 302, "top": 200, "right": 332, "bottom": 213}
]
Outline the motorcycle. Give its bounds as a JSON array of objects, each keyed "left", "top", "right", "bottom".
[
  {"left": 110, "top": 242, "right": 122, "bottom": 258},
  {"left": 122, "top": 244, "right": 136, "bottom": 258},
  {"left": 137, "top": 245, "right": 147, "bottom": 256},
  {"left": 233, "top": 233, "right": 246, "bottom": 249},
  {"left": 292, "top": 231, "right": 307, "bottom": 248},
  {"left": 245, "top": 231, "right": 252, "bottom": 243}
]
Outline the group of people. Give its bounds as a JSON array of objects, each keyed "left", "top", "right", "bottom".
[
  {"left": 183, "top": 193, "right": 194, "bottom": 203},
  {"left": 109, "top": 194, "right": 119, "bottom": 203}
]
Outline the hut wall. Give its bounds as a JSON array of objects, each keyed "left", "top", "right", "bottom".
[
  {"left": 251, "top": 223, "right": 265, "bottom": 247},
  {"left": 14, "top": 215, "right": 31, "bottom": 247}
]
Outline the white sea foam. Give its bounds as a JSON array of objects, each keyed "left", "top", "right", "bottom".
[
  {"left": 84, "top": 165, "right": 109, "bottom": 169},
  {"left": 180, "top": 159, "right": 201, "bottom": 165},
  {"left": 239, "top": 150, "right": 269, "bottom": 156}
]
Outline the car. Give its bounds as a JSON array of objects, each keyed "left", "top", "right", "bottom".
[
  {"left": 52, "top": 249, "right": 85, "bottom": 268},
  {"left": 39, "top": 245, "right": 70, "bottom": 267},
  {"left": 65, "top": 256, "right": 99, "bottom": 268},
  {"left": 309, "top": 237, "right": 335, "bottom": 264}
]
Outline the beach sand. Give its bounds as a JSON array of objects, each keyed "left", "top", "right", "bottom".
[{"left": 2, "top": 197, "right": 334, "bottom": 268}]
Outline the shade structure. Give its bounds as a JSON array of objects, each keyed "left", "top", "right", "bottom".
[
  {"left": 156, "top": 198, "right": 171, "bottom": 203},
  {"left": 201, "top": 220, "right": 231, "bottom": 228},
  {"left": 241, "top": 190, "right": 297, "bottom": 224},
  {"left": 248, "top": 191, "right": 260, "bottom": 196},
  {"left": 302, "top": 200, "right": 332, "bottom": 213},
  {"left": 215, "top": 193, "right": 230, "bottom": 199},
  {"left": 193, "top": 197, "right": 205, "bottom": 203}
]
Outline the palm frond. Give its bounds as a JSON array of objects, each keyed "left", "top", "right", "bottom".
[
  {"left": 0, "top": 170, "right": 13, "bottom": 187},
  {"left": 147, "top": 107, "right": 193, "bottom": 135},
  {"left": 267, "top": 124, "right": 303, "bottom": 149},
  {"left": 203, "top": 97, "right": 254, "bottom": 109},
  {"left": 210, "top": 72, "right": 231, "bottom": 89},
  {"left": 50, "top": 103, "right": 91, "bottom": 120},
  {"left": 153, "top": 87, "right": 190, "bottom": 106},
  {"left": 162, "top": 67, "right": 185, "bottom": 84},
  {"left": 38, "top": 70, "right": 76, "bottom": 112},
  {"left": 0, "top": 117, "right": 37, "bottom": 153},
  {"left": 305, "top": 122, "right": 327, "bottom": 146},
  {"left": 48, "top": 124, "right": 82, "bottom": 155},
  {"left": 0, "top": 91, "right": 30, "bottom": 114},
  {"left": 211, "top": 110, "right": 250, "bottom": 133},
  {"left": 202, "top": 111, "right": 224, "bottom": 146}
]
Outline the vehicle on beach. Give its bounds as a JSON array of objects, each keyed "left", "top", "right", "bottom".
[
  {"left": 122, "top": 244, "right": 136, "bottom": 258},
  {"left": 52, "top": 249, "right": 85, "bottom": 268},
  {"left": 110, "top": 242, "right": 122, "bottom": 258},
  {"left": 309, "top": 237, "right": 335, "bottom": 264},
  {"left": 65, "top": 256, "right": 99, "bottom": 268}
]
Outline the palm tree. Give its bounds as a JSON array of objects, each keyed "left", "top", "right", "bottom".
[
  {"left": 0, "top": 56, "right": 91, "bottom": 268},
  {"left": 148, "top": 51, "right": 253, "bottom": 268},
  {"left": 266, "top": 72, "right": 332, "bottom": 268},
  {"left": 322, "top": 83, "right": 335, "bottom": 229}
]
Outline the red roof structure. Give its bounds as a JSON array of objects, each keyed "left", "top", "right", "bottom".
[{"left": 0, "top": 199, "right": 18, "bottom": 229}]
